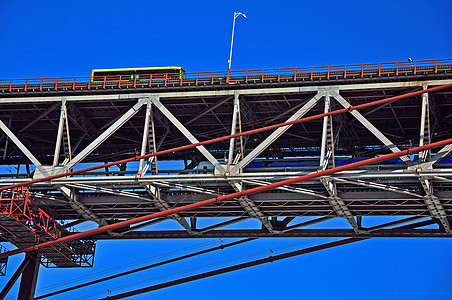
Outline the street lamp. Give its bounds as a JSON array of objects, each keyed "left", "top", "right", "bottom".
[
  {"left": 228, "top": 11, "right": 247, "bottom": 71},
  {"left": 408, "top": 58, "right": 413, "bottom": 67}
]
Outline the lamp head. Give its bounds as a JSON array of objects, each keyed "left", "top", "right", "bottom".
[{"left": 235, "top": 12, "right": 247, "bottom": 19}]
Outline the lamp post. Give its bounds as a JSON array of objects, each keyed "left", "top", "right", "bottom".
[{"left": 228, "top": 11, "right": 247, "bottom": 71}]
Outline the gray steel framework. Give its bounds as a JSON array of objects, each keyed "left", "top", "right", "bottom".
[{"left": 0, "top": 74, "right": 451, "bottom": 247}]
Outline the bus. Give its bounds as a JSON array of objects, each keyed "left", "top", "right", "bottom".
[{"left": 90, "top": 66, "right": 184, "bottom": 82}]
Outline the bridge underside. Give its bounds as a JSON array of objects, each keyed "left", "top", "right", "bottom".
[{"left": 0, "top": 73, "right": 452, "bottom": 243}]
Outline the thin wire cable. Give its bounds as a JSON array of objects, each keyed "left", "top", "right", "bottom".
[
  {"left": 35, "top": 239, "right": 219, "bottom": 293},
  {"left": 35, "top": 238, "right": 255, "bottom": 299},
  {"left": 70, "top": 238, "right": 323, "bottom": 300}
]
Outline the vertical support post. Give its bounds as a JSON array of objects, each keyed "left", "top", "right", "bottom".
[
  {"left": 149, "top": 104, "right": 158, "bottom": 175},
  {"left": 2, "top": 116, "right": 12, "bottom": 160},
  {"left": 228, "top": 91, "right": 240, "bottom": 167},
  {"left": 139, "top": 99, "right": 152, "bottom": 174},
  {"left": 319, "top": 93, "right": 330, "bottom": 169},
  {"left": 238, "top": 95, "right": 244, "bottom": 162},
  {"left": 53, "top": 99, "right": 66, "bottom": 166},
  {"left": 419, "top": 83, "right": 431, "bottom": 164},
  {"left": 18, "top": 252, "right": 40, "bottom": 300},
  {"left": 63, "top": 102, "right": 72, "bottom": 161}
]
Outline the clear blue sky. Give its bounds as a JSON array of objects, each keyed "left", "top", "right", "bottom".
[{"left": 1, "top": 0, "right": 452, "bottom": 299}]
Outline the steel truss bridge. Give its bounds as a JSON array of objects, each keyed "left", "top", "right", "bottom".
[{"left": 0, "top": 58, "right": 451, "bottom": 298}]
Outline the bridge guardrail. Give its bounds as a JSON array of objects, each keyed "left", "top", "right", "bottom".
[{"left": 1, "top": 59, "right": 451, "bottom": 93}]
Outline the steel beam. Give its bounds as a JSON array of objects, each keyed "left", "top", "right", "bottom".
[
  {"left": 419, "top": 177, "right": 451, "bottom": 233},
  {"left": 0, "top": 119, "right": 42, "bottom": 167},
  {"left": 135, "top": 99, "right": 195, "bottom": 233},
  {"left": 186, "top": 96, "right": 234, "bottom": 125},
  {"left": 138, "top": 99, "right": 152, "bottom": 174},
  {"left": 65, "top": 98, "right": 146, "bottom": 170},
  {"left": 3, "top": 79, "right": 452, "bottom": 105},
  {"left": 1, "top": 116, "right": 12, "bottom": 160},
  {"left": 233, "top": 91, "right": 324, "bottom": 171},
  {"left": 90, "top": 228, "right": 449, "bottom": 239},
  {"left": 58, "top": 186, "right": 103, "bottom": 223},
  {"left": 141, "top": 183, "right": 197, "bottom": 234},
  {"left": 330, "top": 89, "right": 412, "bottom": 163},
  {"left": 423, "top": 144, "right": 452, "bottom": 168},
  {"left": 322, "top": 178, "right": 362, "bottom": 233},
  {"left": 419, "top": 84, "right": 431, "bottom": 164},
  {"left": 319, "top": 92, "right": 333, "bottom": 170},
  {"left": 228, "top": 91, "right": 240, "bottom": 166},
  {"left": 319, "top": 91, "right": 360, "bottom": 232},
  {"left": 53, "top": 99, "right": 66, "bottom": 166},
  {"left": 150, "top": 95, "right": 224, "bottom": 172},
  {"left": 334, "top": 178, "right": 424, "bottom": 198},
  {"left": 155, "top": 181, "right": 225, "bottom": 197},
  {"left": 17, "top": 252, "right": 40, "bottom": 300},
  {"left": 243, "top": 179, "right": 328, "bottom": 199},
  {"left": 1, "top": 137, "right": 450, "bottom": 260},
  {"left": 2, "top": 83, "right": 452, "bottom": 193}
]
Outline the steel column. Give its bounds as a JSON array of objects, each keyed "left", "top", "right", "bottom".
[
  {"left": 138, "top": 99, "right": 152, "bottom": 174},
  {"left": 53, "top": 99, "right": 66, "bottom": 166},
  {"left": 228, "top": 91, "right": 240, "bottom": 166},
  {"left": 17, "top": 252, "right": 40, "bottom": 300},
  {"left": 419, "top": 84, "right": 431, "bottom": 164}
]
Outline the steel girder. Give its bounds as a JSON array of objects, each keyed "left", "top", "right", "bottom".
[{"left": 0, "top": 79, "right": 451, "bottom": 243}]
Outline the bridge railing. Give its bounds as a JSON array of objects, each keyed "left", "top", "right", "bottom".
[{"left": 1, "top": 58, "right": 451, "bottom": 93}]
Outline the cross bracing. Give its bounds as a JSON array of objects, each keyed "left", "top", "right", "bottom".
[{"left": 0, "top": 69, "right": 451, "bottom": 245}]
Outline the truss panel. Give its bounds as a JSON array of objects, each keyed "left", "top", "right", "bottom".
[{"left": 0, "top": 64, "right": 451, "bottom": 250}]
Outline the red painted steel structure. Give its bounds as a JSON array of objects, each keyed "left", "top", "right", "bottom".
[
  {"left": 0, "top": 137, "right": 451, "bottom": 260},
  {"left": 0, "top": 58, "right": 451, "bottom": 93},
  {"left": 0, "top": 187, "right": 95, "bottom": 267}
]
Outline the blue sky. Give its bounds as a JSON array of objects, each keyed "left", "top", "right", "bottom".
[{"left": 0, "top": 0, "right": 452, "bottom": 299}]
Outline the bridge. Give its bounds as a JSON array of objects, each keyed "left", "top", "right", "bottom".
[{"left": 0, "top": 58, "right": 451, "bottom": 298}]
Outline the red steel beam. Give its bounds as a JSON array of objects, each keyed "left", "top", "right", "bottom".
[
  {"left": 0, "top": 138, "right": 451, "bottom": 260},
  {"left": 1, "top": 82, "right": 451, "bottom": 193}
]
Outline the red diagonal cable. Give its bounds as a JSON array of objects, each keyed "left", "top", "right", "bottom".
[
  {"left": 1, "top": 82, "right": 451, "bottom": 192},
  {"left": 0, "top": 138, "right": 451, "bottom": 260}
]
